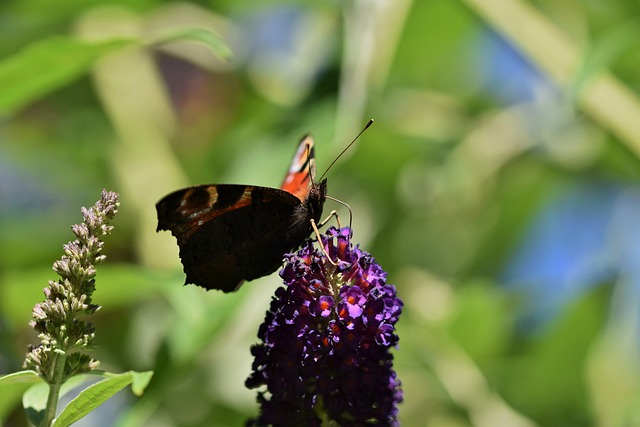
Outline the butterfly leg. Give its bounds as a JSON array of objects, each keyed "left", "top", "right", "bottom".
[
  {"left": 310, "top": 219, "right": 338, "bottom": 266},
  {"left": 323, "top": 196, "right": 353, "bottom": 230},
  {"left": 317, "top": 209, "right": 341, "bottom": 229}
]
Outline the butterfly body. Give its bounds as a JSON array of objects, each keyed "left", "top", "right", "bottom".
[{"left": 156, "top": 136, "right": 326, "bottom": 292}]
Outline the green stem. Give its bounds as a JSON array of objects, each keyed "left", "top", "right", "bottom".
[{"left": 41, "top": 351, "right": 67, "bottom": 427}]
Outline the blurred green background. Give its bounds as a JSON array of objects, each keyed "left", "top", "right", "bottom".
[{"left": 3, "top": 0, "right": 640, "bottom": 426}]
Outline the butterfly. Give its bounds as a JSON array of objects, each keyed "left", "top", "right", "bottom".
[{"left": 156, "top": 136, "right": 327, "bottom": 293}]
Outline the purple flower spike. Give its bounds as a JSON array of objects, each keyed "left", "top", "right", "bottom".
[{"left": 246, "top": 227, "right": 403, "bottom": 426}]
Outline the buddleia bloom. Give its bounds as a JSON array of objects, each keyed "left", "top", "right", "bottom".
[
  {"left": 246, "top": 227, "right": 403, "bottom": 426},
  {"left": 23, "top": 189, "right": 120, "bottom": 383}
]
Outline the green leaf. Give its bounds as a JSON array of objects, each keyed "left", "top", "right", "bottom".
[
  {"left": 126, "top": 371, "right": 153, "bottom": 396},
  {"left": 23, "top": 381, "right": 49, "bottom": 427},
  {"left": 21, "top": 373, "right": 93, "bottom": 426},
  {"left": 0, "top": 35, "right": 136, "bottom": 115},
  {"left": 0, "top": 370, "right": 41, "bottom": 385},
  {"left": 0, "top": 27, "right": 231, "bottom": 116},
  {"left": 52, "top": 371, "right": 153, "bottom": 427},
  {"left": 0, "top": 371, "right": 43, "bottom": 420},
  {"left": 148, "top": 27, "right": 232, "bottom": 61}
]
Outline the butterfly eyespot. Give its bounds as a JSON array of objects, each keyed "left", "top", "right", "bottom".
[{"left": 183, "top": 187, "right": 210, "bottom": 209}]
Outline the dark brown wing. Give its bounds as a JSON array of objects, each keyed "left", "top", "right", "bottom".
[
  {"left": 157, "top": 184, "right": 266, "bottom": 244},
  {"left": 156, "top": 184, "right": 307, "bottom": 292}
]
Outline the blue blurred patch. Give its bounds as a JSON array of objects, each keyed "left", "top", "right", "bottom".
[
  {"left": 243, "top": 6, "right": 302, "bottom": 57},
  {"left": 501, "top": 181, "right": 640, "bottom": 330},
  {"left": 0, "top": 159, "right": 59, "bottom": 217},
  {"left": 474, "top": 29, "right": 555, "bottom": 105}
]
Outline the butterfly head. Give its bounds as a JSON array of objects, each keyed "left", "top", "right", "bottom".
[{"left": 309, "top": 178, "right": 327, "bottom": 217}]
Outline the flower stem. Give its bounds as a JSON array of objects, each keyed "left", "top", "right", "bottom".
[{"left": 41, "top": 351, "right": 67, "bottom": 427}]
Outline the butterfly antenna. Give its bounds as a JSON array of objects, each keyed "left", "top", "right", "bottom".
[{"left": 318, "top": 119, "right": 374, "bottom": 182}]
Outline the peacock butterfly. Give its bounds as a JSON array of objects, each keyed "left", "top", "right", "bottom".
[{"left": 156, "top": 135, "right": 327, "bottom": 293}]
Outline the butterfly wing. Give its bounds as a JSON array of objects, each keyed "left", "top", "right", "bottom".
[
  {"left": 281, "top": 135, "right": 316, "bottom": 201},
  {"left": 156, "top": 134, "right": 327, "bottom": 293},
  {"left": 156, "top": 184, "right": 303, "bottom": 292}
]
